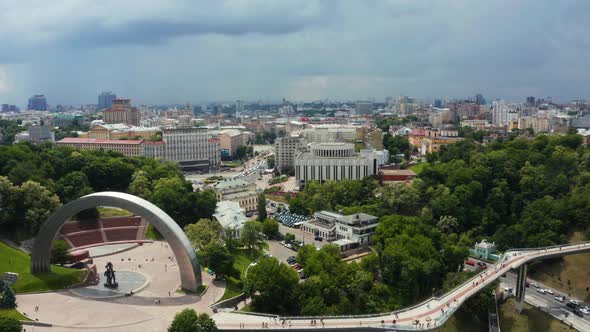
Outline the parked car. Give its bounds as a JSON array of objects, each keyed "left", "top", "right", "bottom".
[
  {"left": 314, "top": 236, "right": 323, "bottom": 242},
  {"left": 580, "top": 307, "right": 590, "bottom": 315},
  {"left": 544, "top": 289, "right": 554, "bottom": 295},
  {"left": 570, "top": 299, "right": 582, "bottom": 306},
  {"left": 536, "top": 288, "right": 545, "bottom": 294},
  {"left": 574, "top": 308, "right": 584, "bottom": 317},
  {"left": 567, "top": 302, "right": 578, "bottom": 309},
  {"left": 465, "top": 260, "right": 476, "bottom": 266},
  {"left": 555, "top": 296, "right": 565, "bottom": 303},
  {"left": 531, "top": 282, "right": 540, "bottom": 288}
]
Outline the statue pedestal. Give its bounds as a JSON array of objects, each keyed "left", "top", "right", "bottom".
[{"left": 103, "top": 282, "right": 119, "bottom": 289}]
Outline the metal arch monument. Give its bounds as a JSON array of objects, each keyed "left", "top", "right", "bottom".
[{"left": 30, "top": 191, "right": 202, "bottom": 292}]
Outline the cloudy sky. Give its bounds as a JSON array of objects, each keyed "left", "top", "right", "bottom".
[{"left": 0, "top": 0, "right": 589, "bottom": 106}]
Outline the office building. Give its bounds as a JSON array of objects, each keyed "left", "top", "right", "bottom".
[
  {"left": 98, "top": 92, "right": 116, "bottom": 110},
  {"left": 235, "top": 100, "right": 244, "bottom": 119},
  {"left": 103, "top": 98, "right": 140, "bottom": 126},
  {"left": 294, "top": 142, "right": 378, "bottom": 187},
  {"left": 475, "top": 94, "right": 485, "bottom": 105},
  {"left": 28, "top": 95, "right": 47, "bottom": 111},
  {"left": 526, "top": 96, "right": 536, "bottom": 107},
  {"left": 433, "top": 99, "right": 442, "bottom": 108},
  {"left": 212, "top": 178, "right": 259, "bottom": 212},
  {"left": 57, "top": 138, "right": 144, "bottom": 156},
  {"left": 162, "top": 127, "right": 220, "bottom": 170},
  {"left": 1, "top": 104, "right": 19, "bottom": 113},
  {"left": 274, "top": 136, "right": 304, "bottom": 174},
  {"left": 300, "top": 210, "right": 379, "bottom": 250},
  {"left": 355, "top": 101, "right": 373, "bottom": 115}
]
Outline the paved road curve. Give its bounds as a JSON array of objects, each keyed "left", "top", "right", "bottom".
[{"left": 213, "top": 241, "right": 590, "bottom": 331}]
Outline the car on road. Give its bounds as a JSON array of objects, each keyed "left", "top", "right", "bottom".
[
  {"left": 567, "top": 302, "right": 578, "bottom": 309},
  {"left": 570, "top": 299, "right": 582, "bottom": 306},
  {"left": 536, "top": 288, "right": 545, "bottom": 294},
  {"left": 465, "top": 260, "right": 475, "bottom": 266},
  {"left": 555, "top": 295, "right": 565, "bottom": 302},
  {"left": 544, "top": 289, "right": 554, "bottom": 295},
  {"left": 531, "top": 282, "right": 540, "bottom": 288},
  {"left": 580, "top": 307, "right": 590, "bottom": 315},
  {"left": 574, "top": 308, "right": 584, "bottom": 317}
]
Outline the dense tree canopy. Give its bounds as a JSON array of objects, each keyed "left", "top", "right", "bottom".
[{"left": 0, "top": 143, "right": 216, "bottom": 237}]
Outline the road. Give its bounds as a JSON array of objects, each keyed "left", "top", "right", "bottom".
[
  {"left": 212, "top": 241, "right": 590, "bottom": 330},
  {"left": 501, "top": 273, "right": 590, "bottom": 331}
]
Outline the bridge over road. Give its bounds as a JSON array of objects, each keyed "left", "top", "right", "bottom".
[{"left": 212, "top": 241, "right": 590, "bottom": 331}]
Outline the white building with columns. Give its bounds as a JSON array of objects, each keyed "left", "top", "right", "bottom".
[{"left": 294, "top": 142, "right": 377, "bottom": 188}]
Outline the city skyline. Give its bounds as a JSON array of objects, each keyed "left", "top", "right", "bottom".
[{"left": 1, "top": 1, "right": 589, "bottom": 106}]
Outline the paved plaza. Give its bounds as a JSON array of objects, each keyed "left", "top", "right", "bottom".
[{"left": 17, "top": 241, "right": 225, "bottom": 331}]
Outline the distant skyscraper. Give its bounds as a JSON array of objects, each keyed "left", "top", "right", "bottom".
[
  {"left": 235, "top": 100, "right": 244, "bottom": 118},
  {"left": 475, "top": 94, "right": 485, "bottom": 105},
  {"left": 434, "top": 99, "right": 442, "bottom": 108},
  {"left": 355, "top": 101, "right": 373, "bottom": 115},
  {"left": 526, "top": 96, "right": 536, "bottom": 107},
  {"left": 98, "top": 91, "right": 116, "bottom": 110},
  {"left": 28, "top": 95, "right": 47, "bottom": 111}
]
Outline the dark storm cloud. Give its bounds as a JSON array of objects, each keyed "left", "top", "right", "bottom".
[{"left": 1, "top": 0, "right": 590, "bottom": 105}]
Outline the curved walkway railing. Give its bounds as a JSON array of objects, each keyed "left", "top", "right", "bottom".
[{"left": 215, "top": 241, "right": 590, "bottom": 331}]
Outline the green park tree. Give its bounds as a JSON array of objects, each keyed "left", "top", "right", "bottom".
[
  {"left": 168, "top": 309, "right": 217, "bottom": 332},
  {"left": 257, "top": 194, "right": 267, "bottom": 221},
  {"left": 0, "top": 317, "right": 22, "bottom": 332},
  {"left": 51, "top": 240, "right": 73, "bottom": 265},
  {"left": 184, "top": 219, "right": 222, "bottom": 252},
  {"left": 203, "top": 240, "right": 234, "bottom": 279},
  {"left": 240, "top": 221, "right": 265, "bottom": 251},
  {"left": 261, "top": 218, "right": 279, "bottom": 238},
  {"left": 244, "top": 257, "right": 300, "bottom": 314}
]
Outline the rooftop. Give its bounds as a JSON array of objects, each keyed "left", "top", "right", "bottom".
[
  {"left": 57, "top": 137, "right": 144, "bottom": 145},
  {"left": 213, "top": 178, "right": 253, "bottom": 190}
]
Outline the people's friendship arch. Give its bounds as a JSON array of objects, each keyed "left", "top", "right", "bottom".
[{"left": 30, "top": 191, "right": 202, "bottom": 291}]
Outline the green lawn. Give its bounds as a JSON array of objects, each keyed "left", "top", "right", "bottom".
[
  {"left": 499, "top": 299, "right": 571, "bottom": 332},
  {"left": 98, "top": 207, "right": 133, "bottom": 218},
  {"left": 435, "top": 314, "right": 486, "bottom": 332},
  {"left": 144, "top": 224, "right": 163, "bottom": 240},
  {"left": 265, "top": 195, "right": 288, "bottom": 204},
  {"left": 224, "top": 161, "right": 243, "bottom": 168},
  {"left": 217, "top": 249, "right": 260, "bottom": 302},
  {"left": 529, "top": 230, "right": 590, "bottom": 301},
  {"left": 0, "top": 308, "right": 29, "bottom": 320},
  {"left": 409, "top": 162, "right": 429, "bottom": 174},
  {"left": 0, "top": 242, "right": 86, "bottom": 293}
]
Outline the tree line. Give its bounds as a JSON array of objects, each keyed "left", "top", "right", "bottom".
[{"left": 0, "top": 143, "right": 216, "bottom": 238}]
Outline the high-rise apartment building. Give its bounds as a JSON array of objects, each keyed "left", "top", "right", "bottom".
[
  {"left": 28, "top": 95, "right": 47, "bottom": 111},
  {"left": 526, "top": 96, "right": 536, "bottom": 107},
  {"left": 103, "top": 98, "right": 140, "bottom": 126},
  {"left": 274, "top": 136, "right": 304, "bottom": 174},
  {"left": 433, "top": 99, "right": 442, "bottom": 108},
  {"left": 492, "top": 101, "right": 521, "bottom": 126},
  {"left": 1, "top": 104, "right": 19, "bottom": 113},
  {"left": 98, "top": 91, "right": 117, "bottom": 110}
]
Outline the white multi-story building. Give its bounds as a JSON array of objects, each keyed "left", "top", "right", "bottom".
[
  {"left": 294, "top": 142, "right": 378, "bottom": 187},
  {"left": 274, "top": 136, "right": 304, "bottom": 174},
  {"left": 162, "top": 127, "right": 220, "bottom": 170},
  {"left": 300, "top": 210, "right": 379, "bottom": 250},
  {"left": 492, "top": 101, "right": 521, "bottom": 126}
]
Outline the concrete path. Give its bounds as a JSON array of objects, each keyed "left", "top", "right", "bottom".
[{"left": 17, "top": 241, "right": 225, "bottom": 331}]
